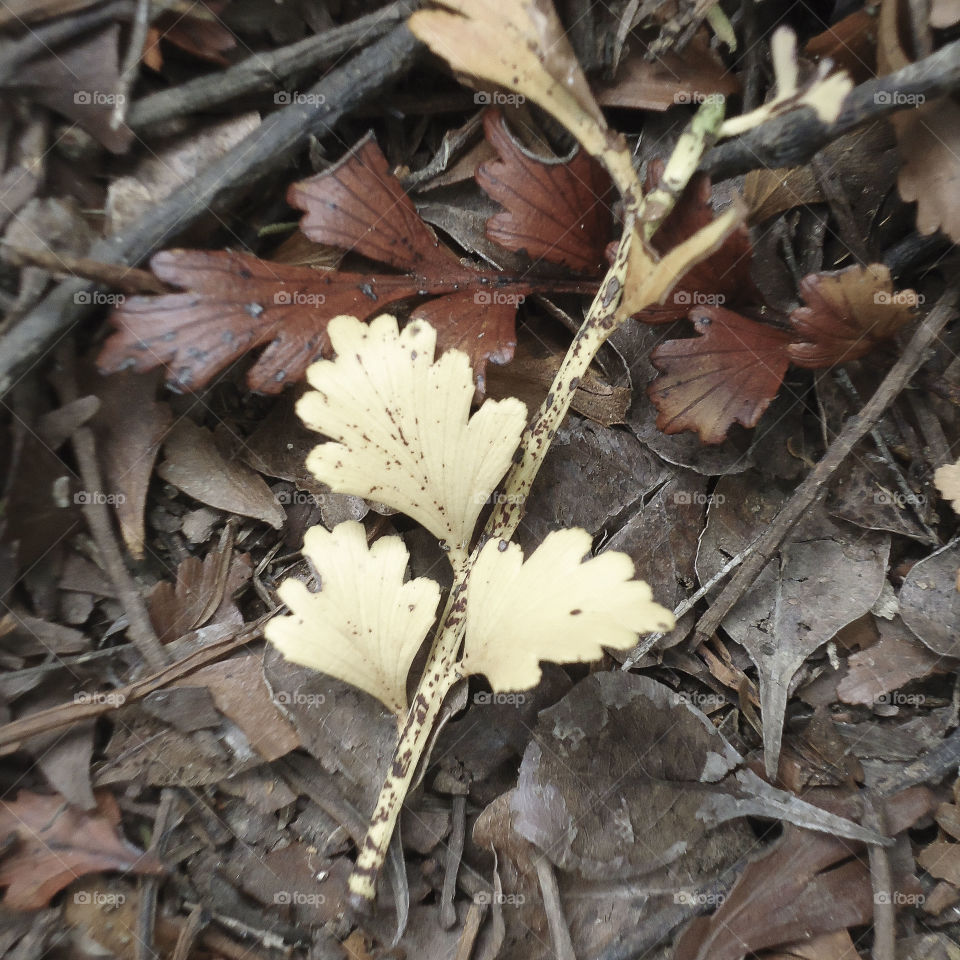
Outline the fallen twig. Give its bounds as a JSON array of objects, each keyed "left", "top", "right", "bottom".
[
  {"left": 0, "top": 22, "right": 421, "bottom": 398},
  {"left": 702, "top": 38, "right": 960, "bottom": 179},
  {"left": 128, "top": 1, "right": 414, "bottom": 130},
  {"left": 690, "top": 283, "right": 959, "bottom": 649},
  {"left": 0, "top": 617, "right": 268, "bottom": 751}
]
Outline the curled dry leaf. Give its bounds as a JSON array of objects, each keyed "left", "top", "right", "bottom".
[
  {"left": 477, "top": 109, "right": 612, "bottom": 274},
  {"left": 787, "top": 263, "right": 918, "bottom": 368},
  {"left": 0, "top": 790, "right": 162, "bottom": 910},
  {"left": 298, "top": 315, "right": 527, "bottom": 555},
  {"left": 460, "top": 528, "right": 674, "bottom": 691},
  {"left": 648, "top": 306, "right": 794, "bottom": 444},
  {"left": 266, "top": 521, "right": 440, "bottom": 717}
]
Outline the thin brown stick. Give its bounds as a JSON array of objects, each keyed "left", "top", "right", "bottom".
[
  {"left": 863, "top": 797, "right": 896, "bottom": 960},
  {"left": 690, "top": 283, "right": 959, "bottom": 648},
  {"left": 128, "top": 1, "right": 414, "bottom": 129},
  {"left": 1, "top": 244, "right": 168, "bottom": 294},
  {"left": 0, "top": 618, "right": 267, "bottom": 751},
  {"left": 53, "top": 349, "right": 168, "bottom": 670}
]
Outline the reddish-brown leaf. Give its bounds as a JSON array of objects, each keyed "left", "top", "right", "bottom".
[
  {"left": 787, "top": 262, "right": 918, "bottom": 368},
  {"left": 0, "top": 790, "right": 163, "bottom": 909},
  {"left": 648, "top": 306, "right": 793, "bottom": 444},
  {"left": 634, "top": 161, "right": 759, "bottom": 324},
  {"left": 99, "top": 135, "right": 542, "bottom": 394},
  {"left": 98, "top": 249, "right": 427, "bottom": 392},
  {"left": 476, "top": 109, "right": 612, "bottom": 274}
]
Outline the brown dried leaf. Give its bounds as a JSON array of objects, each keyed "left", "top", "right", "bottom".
[
  {"left": 837, "top": 617, "right": 946, "bottom": 706},
  {"left": 87, "top": 371, "right": 172, "bottom": 559},
  {"left": 674, "top": 788, "right": 935, "bottom": 960},
  {"left": 648, "top": 306, "right": 793, "bottom": 444},
  {"left": 476, "top": 109, "right": 612, "bottom": 273},
  {"left": 156, "top": 420, "right": 285, "bottom": 528},
  {"left": 99, "top": 135, "right": 539, "bottom": 394},
  {"left": 595, "top": 36, "right": 740, "bottom": 111},
  {"left": 15, "top": 24, "right": 133, "bottom": 153},
  {"left": 0, "top": 790, "right": 162, "bottom": 909},
  {"left": 181, "top": 655, "right": 301, "bottom": 761},
  {"left": 787, "top": 263, "right": 918, "bottom": 368},
  {"left": 148, "top": 541, "right": 251, "bottom": 643},
  {"left": 879, "top": 0, "right": 960, "bottom": 242}
]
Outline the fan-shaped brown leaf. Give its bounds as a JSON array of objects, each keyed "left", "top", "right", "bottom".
[
  {"left": 98, "top": 248, "right": 425, "bottom": 393},
  {"left": 476, "top": 109, "right": 612, "bottom": 274},
  {"left": 102, "top": 134, "right": 601, "bottom": 394},
  {"left": 786, "top": 262, "right": 918, "bottom": 368},
  {"left": 648, "top": 306, "right": 793, "bottom": 444}
]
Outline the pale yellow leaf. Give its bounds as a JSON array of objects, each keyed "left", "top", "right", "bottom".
[
  {"left": 934, "top": 459, "right": 960, "bottom": 515},
  {"left": 266, "top": 521, "right": 440, "bottom": 716},
  {"left": 298, "top": 315, "right": 527, "bottom": 556},
  {"left": 720, "top": 27, "right": 852, "bottom": 137},
  {"left": 461, "top": 528, "right": 674, "bottom": 691}
]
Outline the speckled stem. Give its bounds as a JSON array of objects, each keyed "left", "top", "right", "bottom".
[{"left": 347, "top": 100, "right": 725, "bottom": 907}]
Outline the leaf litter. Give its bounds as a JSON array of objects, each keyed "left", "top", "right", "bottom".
[{"left": 3, "top": 0, "right": 960, "bottom": 956}]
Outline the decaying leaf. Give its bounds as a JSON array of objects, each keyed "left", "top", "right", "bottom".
[
  {"left": 98, "top": 129, "right": 591, "bottom": 395},
  {"left": 156, "top": 420, "right": 285, "bottom": 529},
  {"left": 180, "top": 655, "right": 301, "bottom": 761},
  {"left": 787, "top": 263, "right": 918, "bottom": 368},
  {"left": 696, "top": 471, "right": 890, "bottom": 775},
  {"left": 87, "top": 371, "right": 172, "bottom": 559},
  {"left": 0, "top": 790, "right": 162, "bottom": 909},
  {"left": 899, "top": 542, "right": 960, "bottom": 657},
  {"left": 674, "top": 787, "right": 935, "bottom": 960},
  {"left": 837, "top": 617, "right": 946, "bottom": 706},
  {"left": 461, "top": 529, "right": 675, "bottom": 691},
  {"left": 879, "top": 0, "right": 960, "bottom": 243},
  {"left": 477, "top": 109, "right": 612, "bottom": 274},
  {"left": 648, "top": 306, "right": 794, "bottom": 444},
  {"left": 266, "top": 522, "right": 440, "bottom": 716},
  {"left": 510, "top": 672, "right": 885, "bottom": 888},
  {"left": 15, "top": 24, "right": 133, "bottom": 153},
  {"left": 298, "top": 315, "right": 527, "bottom": 555}
]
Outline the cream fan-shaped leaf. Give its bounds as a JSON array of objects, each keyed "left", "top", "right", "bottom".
[
  {"left": 265, "top": 521, "right": 440, "bottom": 716},
  {"left": 298, "top": 315, "right": 527, "bottom": 556},
  {"left": 461, "top": 528, "right": 675, "bottom": 691},
  {"left": 934, "top": 458, "right": 960, "bottom": 515}
]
